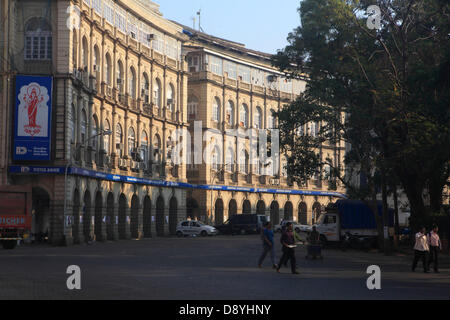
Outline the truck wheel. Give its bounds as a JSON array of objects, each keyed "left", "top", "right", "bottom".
[
  {"left": 200, "top": 230, "right": 208, "bottom": 237},
  {"left": 240, "top": 229, "right": 246, "bottom": 235},
  {"left": 2, "top": 240, "right": 17, "bottom": 250}
]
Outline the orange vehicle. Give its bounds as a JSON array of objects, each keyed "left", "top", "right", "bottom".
[{"left": 0, "top": 186, "right": 31, "bottom": 249}]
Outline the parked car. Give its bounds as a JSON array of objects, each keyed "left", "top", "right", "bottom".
[
  {"left": 176, "top": 220, "right": 218, "bottom": 237},
  {"left": 274, "top": 220, "right": 309, "bottom": 234},
  {"left": 215, "top": 214, "right": 267, "bottom": 235}
]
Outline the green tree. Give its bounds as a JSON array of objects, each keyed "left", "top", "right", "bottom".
[{"left": 273, "top": 0, "right": 450, "bottom": 242}]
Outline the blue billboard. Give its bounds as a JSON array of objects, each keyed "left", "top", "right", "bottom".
[{"left": 13, "top": 75, "right": 53, "bottom": 161}]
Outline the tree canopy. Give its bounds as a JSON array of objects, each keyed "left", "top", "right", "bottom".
[{"left": 273, "top": 0, "right": 450, "bottom": 229}]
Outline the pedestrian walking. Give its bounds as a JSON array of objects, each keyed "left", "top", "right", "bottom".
[
  {"left": 276, "top": 222, "right": 299, "bottom": 274},
  {"left": 258, "top": 222, "right": 277, "bottom": 269},
  {"left": 428, "top": 225, "right": 442, "bottom": 273},
  {"left": 283, "top": 226, "right": 303, "bottom": 268},
  {"left": 412, "top": 227, "right": 430, "bottom": 273}
]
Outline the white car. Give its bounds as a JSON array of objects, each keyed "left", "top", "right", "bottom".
[
  {"left": 274, "top": 220, "right": 309, "bottom": 234},
  {"left": 176, "top": 220, "right": 218, "bottom": 237}
]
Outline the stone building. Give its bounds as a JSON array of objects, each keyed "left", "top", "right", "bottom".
[
  {"left": 1, "top": 0, "right": 347, "bottom": 246},
  {"left": 178, "top": 24, "right": 347, "bottom": 227},
  {"left": 1, "top": 0, "right": 190, "bottom": 245}
]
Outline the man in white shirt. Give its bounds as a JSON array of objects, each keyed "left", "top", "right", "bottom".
[{"left": 412, "top": 227, "right": 430, "bottom": 273}]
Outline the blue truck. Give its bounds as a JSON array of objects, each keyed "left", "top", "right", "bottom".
[{"left": 311, "top": 200, "right": 394, "bottom": 244}]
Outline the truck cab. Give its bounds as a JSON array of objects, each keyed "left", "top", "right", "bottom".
[{"left": 315, "top": 212, "right": 340, "bottom": 242}]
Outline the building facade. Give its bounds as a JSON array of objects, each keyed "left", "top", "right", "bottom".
[
  {"left": 1, "top": 0, "right": 191, "bottom": 245},
  {"left": 1, "top": 0, "right": 347, "bottom": 246},
  {"left": 179, "top": 25, "right": 347, "bottom": 227}
]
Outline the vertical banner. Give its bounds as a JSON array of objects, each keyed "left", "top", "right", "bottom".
[{"left": 13, "top": 75, "right": 53, "bottom": 161}]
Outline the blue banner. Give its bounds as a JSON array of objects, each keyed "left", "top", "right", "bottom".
[
  {"left": 13, "top": 75, "right": 53, "bottom": 161},
  {"left": 9, "top": 165, "right": 347, "bottom": 199}
]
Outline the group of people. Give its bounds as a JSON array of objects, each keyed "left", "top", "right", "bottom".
[
  {"left": 258, "top": 221, "right": 320, "bottom": 275},
  {"left": 412, "top": 225, "right": 442, "bottom": 273},
  {"left": 258, "top": 221, "right": 443, "bottom": 275}
]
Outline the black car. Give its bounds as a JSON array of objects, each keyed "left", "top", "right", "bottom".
[{"left": 215, "top": 214, "right": 267, "bottom": 235}]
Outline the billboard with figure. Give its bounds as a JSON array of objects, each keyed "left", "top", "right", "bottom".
[{"left": 13, "top": 75, "right": 53, "bottom": 161}]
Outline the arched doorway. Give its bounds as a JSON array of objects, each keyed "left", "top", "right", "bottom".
[
  {"left": 228, "top": 199, "right": 237, "bottom": 218},
  {"left": 156, "top": 196, "right": 165, "bottom": 237},
  {"left": 243, "top": 200, "right": 251, "bottom": 214},
  {"left": 94, "top": 191, "right": 103, "bottom": 241},
  {"left": 118, "top": 194, "right": 127, "bottom": 239},
  {"left": 256, "top": 200, "right": 265, "bottom": 215},
  {"left": 143, "top": 196, "right": 152, "bottom": 238},
  {"left": 186, "top": 198, "right": 199, "bottom": 220},
  {"left": 270, "top": 201, "right": 280, "bottom": 226},
  {"left": 298, "top": 202, "right": 308, "bottom": 225},
  {"left": 83, "top": 190, "right": 92, "bottom": 242},
  {"left": 32, "top": 187, "right": 51, "bottom": 243},
  {"left": 215, "top": 199, "right": 224, "bottom": 226},
  {"left": 312, "top": 202, "right": 322, "bottom": 224},
  {"left": 169, "top": 197, "right": 178, "bottom": 236},
  {"left": 130, "top": 195, "right": 139, "bottom": 239},
  {"left": 72, "top": 189, "right": 81, "bottom": 244},
  {"left": 284, "top": 201, "right": 293, "bottom": 221},
  {"left": 106, "top": 193, "right": 115, "bottom": 241}
]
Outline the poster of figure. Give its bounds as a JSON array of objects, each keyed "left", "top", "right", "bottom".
[{"left": 14, "top": 75, "right": 53, "bottom": 161}]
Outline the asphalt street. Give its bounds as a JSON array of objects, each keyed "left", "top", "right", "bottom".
[{"left": 1, "top": 235, "right": 449, "bottom": 300}]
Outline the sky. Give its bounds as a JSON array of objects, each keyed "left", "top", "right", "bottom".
[{"left": 157, "top": 0, "right": 302, "bottom": 54}]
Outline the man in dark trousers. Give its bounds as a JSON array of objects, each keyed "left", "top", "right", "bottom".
[
  {"left": 258, "top": 222, "right": 277, "bottom": 269},
  {"left": 412, "top": 227, "right": 429, "bottom": 273},
  {"left": 428, "top": 225, "right": 442, "bottom": 273},
  {"left": 276, "top": 222, "right": 299, "bottom": 274}
]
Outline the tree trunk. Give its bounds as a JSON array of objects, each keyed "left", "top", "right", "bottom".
[
  {"left": 401, "top": 179, "right": 427, "bottom": 231},
  {"left": 381, "top": 171, "right": 391, "bottom": 255}
]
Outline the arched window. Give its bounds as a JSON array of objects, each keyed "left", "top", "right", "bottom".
[
  {"left": 212, "top": 97, "right": 221, "bottom": 122},
  {"left": 128, "top": 127, "right": 136, "bottom": 156},
  {"left": 255, "top": 107, "right": 262, "bottom": 129},
  {"left": 117, "top": 60, "right": 124, "bottom": 92},
  {"left": 153, "top": 78, "right": 161, "bottom": 108},
  {"left": 142, "top": 73, "right": 150, "bottom": 103},
  {"left": 268, "top": 109, "right": 276, "bottom": 129},
  {"left": 116, "top": 123, "right": 123, "bottom": 157},
  {"left": 153, "top": 134, "right": 161, "bottom": 162},
  {"left": 226, "top": 101, "right": 234, "bottom": 125},
  {"left": 93, "top": 45, "right": 100, "bottom": 74},
  {"left": 70, "top": 104, "right": 76, "bottom": 143},
  {"left": 129, "top": 67, "right": 137, "bottom": 99},
  {"left": 92, "top": 115, "right": 99, "bottom": 151},
  {"left": 25, "top": 18, "right": 52, "bottom": 61},
  {"left": 140, "top": 131, "right": 149, "bottom": 163},
  {"left": 105, "top": 53, "right": 112, "bottom": 86},
  {"left": 211, "top": 146, "right": 220, "bottom": 171},
  {"left": 167, "top": 84, "right": 175, "bottom": 111},
  {"left": 104, "top": 120, "right": 111, "bottom": 154},
  {"left": 80, "top": 109, "right": 87, "bottom": 144},
  {"left": 281, "top": 157, "right": 288, "bottom": 177},
  {"left": 239, "top": 149, "right": 249, "bottom": 174},
  {"left": 240, "top": 104, "right": 248, "bottom": 127},
  {"left": 188, "top": 96, "right": 198, "bottom": 120},
  {"left": 72, "top": 30, "right": 77, "bottom": 68},
  {"left": 226, "top": 148, "right": 234, "bottom": 172},
  {"left": 81, "top": 37, "right": 88, "bottom": 69}
]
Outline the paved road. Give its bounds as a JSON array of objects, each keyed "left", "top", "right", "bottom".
[{"left": 1, "top": 235, "right": 449, "bottom": 300}]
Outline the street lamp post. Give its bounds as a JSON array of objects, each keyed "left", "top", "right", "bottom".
[{"left": 63, "top": 130, "right": 112, "bottom": 245}]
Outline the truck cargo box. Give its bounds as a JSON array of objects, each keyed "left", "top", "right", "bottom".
[{"left": 334, "top": 200, "right": 394, "bottom": 230}]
